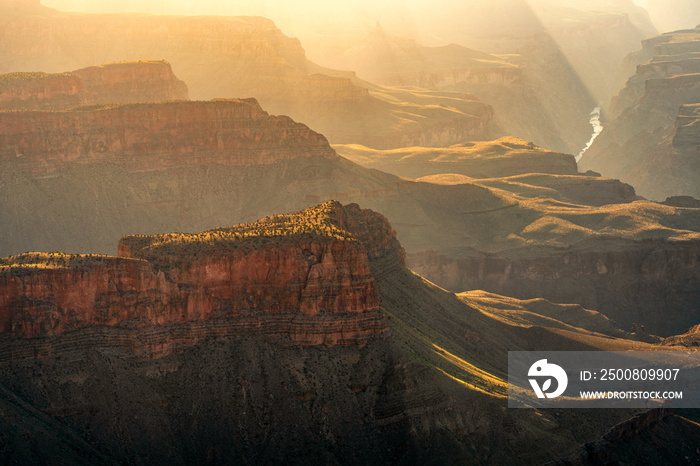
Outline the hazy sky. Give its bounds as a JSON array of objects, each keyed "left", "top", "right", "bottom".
[
  {"left": 38, "top": 0, "right": 654, "bottom": 43},
  {"left": 39, "top": 0, "right": 652, "bottom": 16},
  {"left": 39, "top": 0, "right": 668, "bottom": 58}
]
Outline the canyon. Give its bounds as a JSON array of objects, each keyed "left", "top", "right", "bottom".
[
  {"left": 1, "top": 97, "right": 699, "bottom": 337},
  {"left": 315, "top": 0, "right": 655, "bottom": 155},
  {"left": 0, "top": 202, "right": 395, "bottom": 356},
  {"left": 580, "top": 25, "right": 700, "bottom": 200},
  {"left": 0, "top": 201, "right": 695, "bottom": 464},
  {"left": 0, "top": 1, "right": 699, "bottom": 463}
]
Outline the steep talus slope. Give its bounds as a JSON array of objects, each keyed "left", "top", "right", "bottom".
[
  {"left": 0, "top": 201, "right": 692, "bottom": 464},
  {"left": 580, "top": 26, "right": 700, "bottom": 200},
  {"left": 0, "top": 4, "right": 495, "bottom": 148},
  {"left": 0, "top": 60, "right": 188, "bottom": 110}
]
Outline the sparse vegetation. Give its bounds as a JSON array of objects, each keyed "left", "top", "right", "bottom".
[
  {"left": 123, "top": 201, "right": 356, "bottom": 260},
  {"left": 0, "top": 252, "right": 119, "bottom": 275}
]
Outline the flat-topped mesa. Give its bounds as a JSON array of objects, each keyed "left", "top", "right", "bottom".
[
  {"left": 0, "top": 61, "right": 188, "bottom": 111},
  {"left": 0, "top": 99, "right": 336, "bottom": 175},
  {"left": 0, "top": 202, "right": 398, "bottom": 356},
  {"left": 0, "top": 8, "right": 497, "bottom": 149},
  {"left": 72, "top": 60, "right": 189, "bottom": 106}
]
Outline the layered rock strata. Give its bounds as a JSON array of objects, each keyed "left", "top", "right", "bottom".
[
  {"left": 0, "top": 99, "right": 334, "bottom": 176},
  {"left": 0, "top": 202, "right": 398, "bottom": 357}
]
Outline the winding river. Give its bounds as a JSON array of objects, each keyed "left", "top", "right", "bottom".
[{"left": 576, "top": 106, "right": 603, "bottom": 162}]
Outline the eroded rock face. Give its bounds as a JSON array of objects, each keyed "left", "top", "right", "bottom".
[
  {"left": 0, "top": 202, "right": 400, "bottom": 356},
  {"left": 0, "top": 99, "right": 335, "bottom": 176},
  {"left": 0, "top": 61, "right": 188, "bottom": 111}
]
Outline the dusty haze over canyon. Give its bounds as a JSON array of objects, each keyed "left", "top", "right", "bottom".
[{"left": 1, "top": 0, "right": 700, "bottom": 464}]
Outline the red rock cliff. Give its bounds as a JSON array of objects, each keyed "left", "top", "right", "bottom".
[
  {"left": 0, "top": 202, "right": 398, "bottom": 357},
  {"left": 0, "top": 99, "right": 336, "bottom": 175}
]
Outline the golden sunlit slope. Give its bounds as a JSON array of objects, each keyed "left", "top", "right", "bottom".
[
  {"left": 336, "top": 137, "right": 639, "bottom": 206},
  {"left": 377, "top": 253, "right": 664, "bottom": 388},
  {"left": 458, "top": 290, "right": 659, "bottom": 342},
  {"left": 335, "top": 136, "right": 578, "bottom": 178},
  {"left": 369, "top": 251, "right": 684, "bottom": 464}
]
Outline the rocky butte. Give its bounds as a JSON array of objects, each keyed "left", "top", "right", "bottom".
[
  {"left": 0, "top": 60, "right": 188, "bottom": 111},
  {"left": 0, "top": 201, "right": 400, "bottom": 358}
]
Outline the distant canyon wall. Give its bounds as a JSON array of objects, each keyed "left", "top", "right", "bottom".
[
  {"left": 0, "top": 99, "right": 334, "bottom": 176},
  {"left": 408, "top": 239, "right": 700, "bottom": 336},
  {"left": 0, "top": 7, "right": 496, "bottom": 149},
  {"left": 0, "top": 61, "right": 188, "bottom": 111},
  {"left": 580, "top": 26, "right": 700, "bottom": 200}
]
